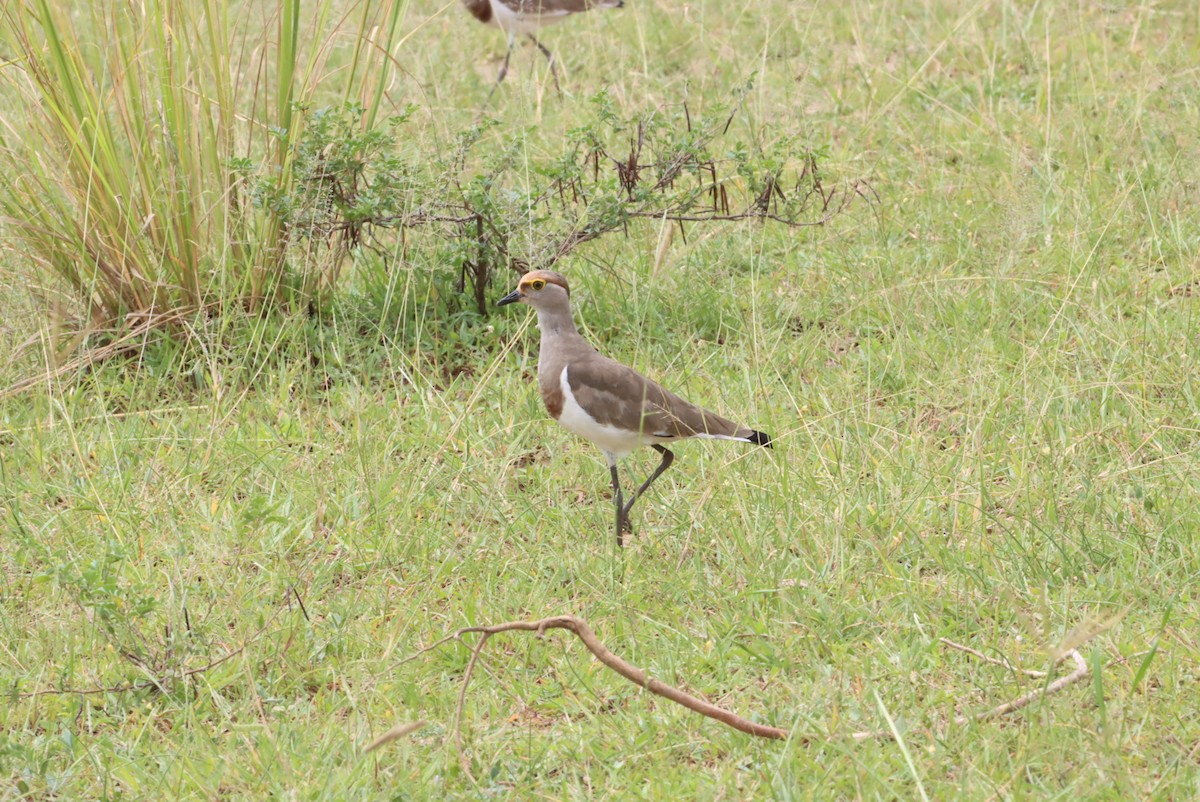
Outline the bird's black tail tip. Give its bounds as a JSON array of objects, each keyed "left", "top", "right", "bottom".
[{"left": 747, "top": 430, "right": 773, "bottom": 449}]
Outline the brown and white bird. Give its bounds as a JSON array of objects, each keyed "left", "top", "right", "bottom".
[
  {"left": 462, "top": 0, "right": 624, "bottom": 96},
  {"left": 498, "top": 270, "right": 772, "bottom": 545}
]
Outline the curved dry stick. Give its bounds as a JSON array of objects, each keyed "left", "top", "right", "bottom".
[
  {"left": 959, "top": 648, "right": 1089, "bottom": 724},
  {"left": 457, "top": 616, "right": 792, "bottom": 740},
  {"left": 371, "top": 615, "right": 1093, "bottom": 751}
]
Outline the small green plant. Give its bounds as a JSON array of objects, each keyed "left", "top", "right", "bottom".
[
  {"left": 247, "top": 89, "right": 869, "bottom": 315},
  {"left": 440, "top": 90, "right": 870, "bottom": 312},
  {"left": 38, "top": 547, "right": 158, "bottom": 637},
  {"left": 33, "top": 544, "right": 165, "bottom": 677},
  {"left": 243, "top": 102, "right": 423, "bottom": 303}
]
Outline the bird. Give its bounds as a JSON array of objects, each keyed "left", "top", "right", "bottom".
[
  {"left": 461, "top": 0, "right": 624, "bottom": 98},
  {"left": 497, "top": 270, "right": 772, "bottom": 546}
]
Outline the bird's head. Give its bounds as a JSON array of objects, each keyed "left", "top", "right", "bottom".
[{"left": 497, "top": 270, "right": 571, "bottom": 311}]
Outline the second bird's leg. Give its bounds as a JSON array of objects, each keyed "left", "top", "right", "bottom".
[
  {"left": 486, "top": 34, "right": 516, "bottom": 104},
  {"left": 528, "top": 34, "right": 561, "bottom": 95},
  {"left": 609, "top": 463, "right": 631, "bottom": 547},
  {"left": 621, "top": 445, "right": 675, "bottom": 520}
]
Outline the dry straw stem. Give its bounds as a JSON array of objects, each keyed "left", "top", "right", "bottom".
[
  {"left": 0, "top": 304, "right": 216, "bottom": 403},
  {"left": 371, "top": 615, "right": 1094, "bottom": 755},
  {"left": 362, "top": 721, "right": 429, "bottom": 755}
]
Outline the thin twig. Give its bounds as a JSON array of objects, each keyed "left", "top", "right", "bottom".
[
  {"left": 393, "top": 632, "right": 467, "bottom": 668},
  {"left": 13, "top": 551, "right": 322, "bottom": 700},
  {"left": 14, "top": 619, "right": 271, "bottom": 699},
  {"left": 454, "top": 631, "right": 492, "bottom": 780},
  {"left": 940, "top": 638, "right": 1048, "bottom": 678}
]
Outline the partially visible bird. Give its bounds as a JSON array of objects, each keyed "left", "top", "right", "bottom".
[
  {"left": 462, "top": 0, "right": 624, "bottom": 97},
  {"left": 497, "top": 270, "right": 773, "bottom": 546}
]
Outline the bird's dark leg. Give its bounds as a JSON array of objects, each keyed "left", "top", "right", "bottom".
[
  {"left": 609, "top": 462, "right": 631, "bottom": 547},
  {"left": 528, "top": 34, "right": 561, "bottom": 95},
  {"left": 621, "top": 445, "right": 675, "bottom": 521},
  {"left": 486, "top": 33, "right": 516, "bottom": 104}
]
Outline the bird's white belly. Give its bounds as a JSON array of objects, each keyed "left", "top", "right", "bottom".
[
  {"left": 488, "top": 0, "right": 571, "bottom": 35},
  {"left": 557, "top": 366, "right": 644, "bottom": 459}
]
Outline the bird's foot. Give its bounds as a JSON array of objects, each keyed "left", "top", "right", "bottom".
[{"left": 616, "top": 514, "right": 633, "bottom": 547}]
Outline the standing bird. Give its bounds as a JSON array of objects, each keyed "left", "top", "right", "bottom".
[
  {"left": 462, "top": 0, "right": 624, "bottom": 97},
  {"left": 498, "top": 270, "right": 772, "bottom": 546}
]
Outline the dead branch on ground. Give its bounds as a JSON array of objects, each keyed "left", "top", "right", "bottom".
[{"left": 366, "top": 614, "right": 1093, "bottom": 759}]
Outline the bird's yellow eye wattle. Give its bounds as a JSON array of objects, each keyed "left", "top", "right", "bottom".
[{"left": 530, "top": 279, "right": 546, "bottom": 291}]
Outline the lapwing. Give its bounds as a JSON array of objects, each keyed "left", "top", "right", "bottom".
[
  {"left": 498, "top": 270, "right": 772, "bottom": 546},
  {"left": 462, "top": 0, "right": 624, "bottom": 97}
]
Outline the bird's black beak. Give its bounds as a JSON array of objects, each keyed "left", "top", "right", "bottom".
[{"left": 497, "top": 289, "right": 522, "bottom": 307}]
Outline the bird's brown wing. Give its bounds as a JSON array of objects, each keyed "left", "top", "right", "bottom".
[
  {"left": 496, "top": 0, "right": 621, "bottom": 14},
  {"left": 565, "top": 356, "right": 748, "bottom": 440}
]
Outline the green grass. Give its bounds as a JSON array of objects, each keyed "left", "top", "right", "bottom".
[{"left": 3, "top": 0, "right": 1200, "bottom": 799}]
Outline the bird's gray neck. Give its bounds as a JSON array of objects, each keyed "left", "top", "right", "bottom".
[{"left": 535, "top": 305, "right": 577, "bottom": 339}]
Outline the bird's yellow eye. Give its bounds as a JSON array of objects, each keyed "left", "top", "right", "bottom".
[{"left": 530, "top": 279, "right": 546, "bottom": 291}]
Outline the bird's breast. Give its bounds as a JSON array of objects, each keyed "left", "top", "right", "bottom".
[
  {"left": 463, "top": 0, "right": 493, "bottom": 24},
  {"left": 541, "top": 378, "right": 564, "bottom": 419}
]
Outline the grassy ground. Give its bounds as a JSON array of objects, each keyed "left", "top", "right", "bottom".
[{"left": 3, "top": 0, "right": 1200, "bottom": 798}]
